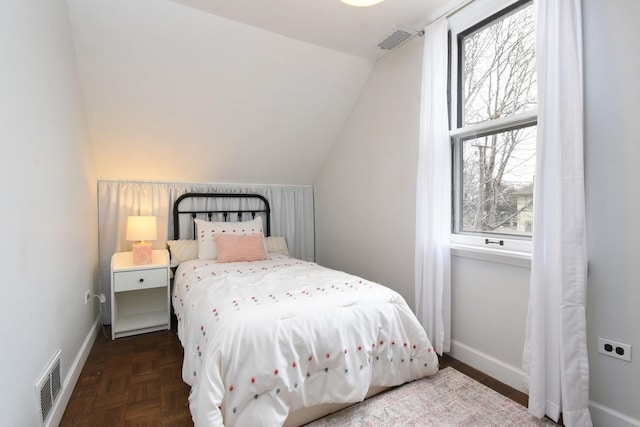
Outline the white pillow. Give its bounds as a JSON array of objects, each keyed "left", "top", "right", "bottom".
[
  {"left": 195, "top": 217, "right": 264, "bottom": 260},
  {"left": 166, "top": 239, "right": 198, "bottom": 267},
  {"left": 265, "top": 236, "right": 289, "bottom": 255}
]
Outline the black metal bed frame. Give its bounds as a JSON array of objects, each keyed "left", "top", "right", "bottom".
[{"left": 172, "top": 192, "right": 271, "bottom": 240}]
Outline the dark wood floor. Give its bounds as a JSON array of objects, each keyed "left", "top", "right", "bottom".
[
  {"left": 60, "top": 327, "right": 530, "bottom": 426},
  {"left": 60, "top": 327, "right": 191, "bottom": 427}
]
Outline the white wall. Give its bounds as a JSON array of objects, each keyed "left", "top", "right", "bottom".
[
  {"left": 315, "top": 36, "right": 423, "bottom": 310},
  {"left": 66, "top": 0, "right": 373, "bottom": 185},
  {"left": 315, "top": 0, "right": 640, "bottom": 425},
  {"left": 449, "top": 255, "right": 531, "bottom": 389},
  {"left": 0, "top": 0, "right": 98, "bottom": 425},
  {"left": 583, "top": 0, "right": 640, "bottom": 424}
]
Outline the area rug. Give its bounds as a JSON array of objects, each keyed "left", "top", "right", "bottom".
[{"left": 306, "top": 367, "right": 558, "bottom": 426}]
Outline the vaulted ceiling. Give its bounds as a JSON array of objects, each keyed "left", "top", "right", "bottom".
[{"left": 67, "top": 0, "right": 458, "bottom": 184}]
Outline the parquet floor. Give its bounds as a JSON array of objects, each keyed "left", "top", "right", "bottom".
[
  {"left": 60, "top": 327, "right": 191, "bottom": 427},
  {"left": 60, "top": 327, "right": 529, "bottom": 426}
]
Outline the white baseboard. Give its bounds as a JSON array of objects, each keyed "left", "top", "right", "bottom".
[
  {"left": 45, "top": 315, "right": 101, "bottom": 427},
  {"left": 448, "top": 339, "right": 527, "bottom": 393},
  {"left": 449, "top": 339, "right": 640, "bottom": 427},
  {"left": 589, "top": 400, "right": 640, "bottom": 427}
]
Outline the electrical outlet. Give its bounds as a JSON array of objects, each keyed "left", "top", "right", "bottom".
[
  {"left": 84, "top": 290, "right": 91, "bottom": 304},
  {"left": 99, "top": 294, "right": 106, "bottom": 303},
  {"left": 598, "top": 337, "right": 632, "bottom": 362}
]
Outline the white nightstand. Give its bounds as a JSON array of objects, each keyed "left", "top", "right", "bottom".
[{"left": 110, "top": 249, "right": 170, "bottom": 340}]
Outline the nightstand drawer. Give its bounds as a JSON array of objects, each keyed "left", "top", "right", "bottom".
[{"left": 114, "top": 268, "right": 167, "bottom": 292}]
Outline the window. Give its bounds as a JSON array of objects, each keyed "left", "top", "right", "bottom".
[{"left": 450, "top": 0, "right": 536, "bottom": 251}]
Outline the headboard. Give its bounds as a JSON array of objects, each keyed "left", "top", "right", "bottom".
[{"left": 173, "top": 192, "right": 271, "bottom": 240}]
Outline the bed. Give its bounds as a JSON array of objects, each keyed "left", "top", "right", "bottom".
[{"left": 170, "top": 193, "right": 439, "bottom": 426}]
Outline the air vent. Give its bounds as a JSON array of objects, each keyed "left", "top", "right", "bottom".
[
  {"left": 378, "top": 26, "right": 419, "bottom": 50},
  {"left": 35, "top": 350, "right": 62, "bottom": 426}
]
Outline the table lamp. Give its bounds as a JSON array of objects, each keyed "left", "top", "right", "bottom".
[{"left": 126, "top": 216, "right": 157, "bottom": 265}]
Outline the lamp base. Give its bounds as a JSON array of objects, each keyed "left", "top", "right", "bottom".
[{"left": 132, "top": 241, "right": 153, "bottom": 265}]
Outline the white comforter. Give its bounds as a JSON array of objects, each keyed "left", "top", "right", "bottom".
[{"left": 173, "top": 255, "right": 439, "bottom": 426}]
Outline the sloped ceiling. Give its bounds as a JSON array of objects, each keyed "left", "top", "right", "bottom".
[
  {"left": 170, "top": 0, "right": 457, "bottom": 60},
  {"left": 67, "top": 0, "right": 455, "bottom": 185}
]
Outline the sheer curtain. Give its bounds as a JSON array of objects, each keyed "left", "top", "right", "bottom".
[
  {"left": 522, "top": 1, "right": 592, "bottom": 425},
  {"left": 97, "top": 180, "right": 315, "bottom": 324},
  {"left": 415, "top": 17, "right": 451, "bottom": 355}
]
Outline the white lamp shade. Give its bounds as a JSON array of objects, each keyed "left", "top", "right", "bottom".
[
  {"left": 340, "top": 0, "right": 384, "bottom": 6},
  {"left": 125, "top": 216, "right": 157, "bottom": 242}
]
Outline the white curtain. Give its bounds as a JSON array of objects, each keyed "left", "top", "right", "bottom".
[
  {"left": 415, "top": 17, "right": 451, "bottom": 355},
  {"left": 522, "top": 1, "right": 591, "bottom": 425},
  {"left": 97, "top": 180, "right": 315, "bottom": 324}
]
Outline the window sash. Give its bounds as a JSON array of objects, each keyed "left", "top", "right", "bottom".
[
  {"left": 450, "top": 110, "right": 537, "bottom": 138},
  {"left": 449, "top": 0, "right": 536, "bottom": 252},
  {"left": 455, "top": 0, "right": 534, "bottom": 128},
  {"left": 452, "top": 117, "right": 537, "bottom": 239}
]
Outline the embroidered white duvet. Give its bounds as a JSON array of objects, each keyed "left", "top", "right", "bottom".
[{"left": 173, "top": 255, "right": 439, "bottom": 426}]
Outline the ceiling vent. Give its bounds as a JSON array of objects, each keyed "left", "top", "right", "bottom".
[{"left": 377, "top": 26, "right": 419, "bottom": 50}]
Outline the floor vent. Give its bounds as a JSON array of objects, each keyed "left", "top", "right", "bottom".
[{"left": 35, "top": 350, "right": 62, "bottom": 426}]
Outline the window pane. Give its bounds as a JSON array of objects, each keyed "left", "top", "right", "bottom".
[
  {"left": 461, "top": 4, "right": 536, "bottom": 126},
  {"left": 460, "top": 125, "right": 536, "bottom": 236}
]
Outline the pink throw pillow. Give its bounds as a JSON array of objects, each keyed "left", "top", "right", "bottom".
[{"left": 214, "top": 233, "right": 267, "bottom": 263}]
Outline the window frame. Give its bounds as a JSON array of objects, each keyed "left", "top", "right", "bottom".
[{"left": 448, "top": 0, "right": 536, "bottom": 255}]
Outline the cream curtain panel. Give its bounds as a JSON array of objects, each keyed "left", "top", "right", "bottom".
[
  {"left": 414, "top": 17, "right": 451, "bottom": 355},
  {"left": 97, "top": 180, "right": 315, "bottom": 324},
  {"left": 522, "top": 1, "right": 592, "bottom": 425}
]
